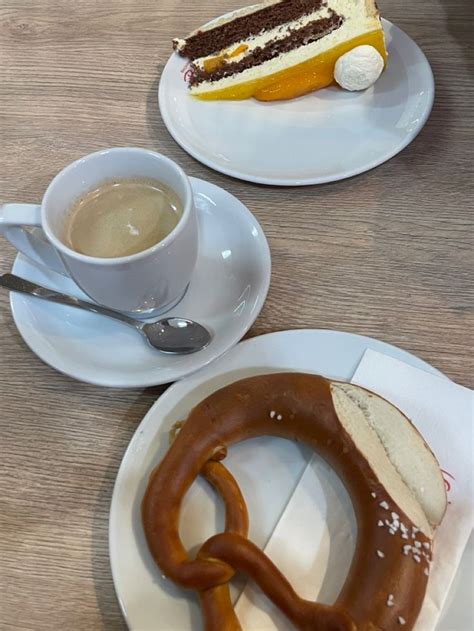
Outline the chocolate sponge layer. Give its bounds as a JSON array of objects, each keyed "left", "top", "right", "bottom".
[{"left": 175, "top": 0, "right": 326, "bottom": 60}]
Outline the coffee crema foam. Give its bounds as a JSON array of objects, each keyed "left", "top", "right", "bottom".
[{"left": 66, "top": 177, "right": 183, "bottom": 258}]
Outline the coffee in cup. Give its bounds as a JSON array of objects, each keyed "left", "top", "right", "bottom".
[
  {"left": 65, "top": 177, "right": 183, "bottom": 258},
  {"left": 0, "top": 148, "right": 198, "bottom": 316}
]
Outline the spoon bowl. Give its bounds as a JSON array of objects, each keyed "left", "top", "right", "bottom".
[{"left": 141, "top": 318, "right": 211, "bottom": 354}]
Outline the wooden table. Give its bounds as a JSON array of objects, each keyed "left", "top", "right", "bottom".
[{"left": 0, "top": 1, "right": 472, "bottom": 628}]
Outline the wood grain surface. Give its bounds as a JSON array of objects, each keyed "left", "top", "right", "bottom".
[{"left": 0, "top": 1, "right": 472, "bottom": 629}]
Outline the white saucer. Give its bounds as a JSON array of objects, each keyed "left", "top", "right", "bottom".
[
  {"left": 159, "top": 19, "right": 434, "bottom": 186},
  {"left": 8, "top": 178, "right": 271, "bottom": 388},
  {"left": 109, "top": 330, "right": 470, "bottom": 630}
]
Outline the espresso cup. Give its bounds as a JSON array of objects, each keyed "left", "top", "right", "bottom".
[{"left": 0, "top": 148, "right": 198, "bottom": 317}]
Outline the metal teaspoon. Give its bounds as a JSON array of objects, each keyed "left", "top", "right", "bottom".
[{"left": 0, "top": 273, "right": 211, "bottom": 354}]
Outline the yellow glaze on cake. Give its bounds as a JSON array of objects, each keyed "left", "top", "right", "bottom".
[{"left": 194, "top": 29, "right": 386, "bottom": 101}]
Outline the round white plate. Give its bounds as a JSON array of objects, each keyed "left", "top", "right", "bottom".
[
  {"left": 9, "top": 178, "right": 270, "bottom": 388},
  {"left": 159, "top": 19, "right": 434, "bottom": 186},
  {"left": 109, "top": 329, "right": 468, "bottom": 630}
]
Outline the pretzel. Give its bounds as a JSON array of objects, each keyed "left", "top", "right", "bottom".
[{"left": 142, "top": 373, "right": 446, "bottom": 630}]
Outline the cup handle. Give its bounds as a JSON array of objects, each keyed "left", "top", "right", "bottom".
[{"left": 0, "top": 204, "right": 69, "bottom": 276}]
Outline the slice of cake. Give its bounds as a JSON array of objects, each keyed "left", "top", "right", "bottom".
[{"left": 173, "top": 0, "right": 387, "bottom": 101}]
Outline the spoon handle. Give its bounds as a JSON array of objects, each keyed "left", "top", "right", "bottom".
[{"left": 0, "top": 273, "right": 140, "bottom": 328}]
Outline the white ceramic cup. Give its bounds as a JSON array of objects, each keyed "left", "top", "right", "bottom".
[{"left": 0, "top": 148, "right": 198, "bottom": 317}]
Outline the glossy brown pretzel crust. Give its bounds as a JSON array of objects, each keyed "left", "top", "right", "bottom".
[{"left": 142, "top": 374, "right": 432, "bottom": 630}]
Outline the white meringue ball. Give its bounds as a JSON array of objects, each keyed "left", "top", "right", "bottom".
[{"left": 334, "top": 45, "right": 384, "bottom": 91}]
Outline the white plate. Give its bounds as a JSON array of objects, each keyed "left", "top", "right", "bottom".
[
  {"left": 159, "top": 19, "right": 434, "bottom": 186},
  {"left": 110, "top": 329, "right": 470, "bottom": 630},
  {"left": 8, "top": 178, "right": 270, "bottom": 388}
]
